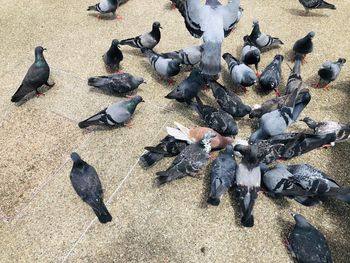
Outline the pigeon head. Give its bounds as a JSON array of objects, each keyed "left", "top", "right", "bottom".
[
  {"left": 337, "top": 58, "right": 346, "bottom": 65},
  {"left": 168, "top": 60, "right": 181, "bottom": 76},
  {"left": 132, "top": 76, "right": 146, "bottom": 86},
  {"left": 243, "top": 70, "right": 257, "bottom": 87},
  {"left": 292, "top": 213, "right": 310, "bottom": 228},
  {"left": 35, "top": 46, "right": 46, "bottom": 54},
  {"left": 252, "top": 19, "right": 259, "bottom": 26},
  {"left": 153, "top": 21, "right": 162, "bottom": 29},
  {"left": 226, "top": 121, "right": 238, "bottom": 136},
  {"left": 307, "top": 31, "right": 315, "bottom": 39},
  {"left": 249, "top": 108, "right": 262, "bottom": 118},
  {"left": 274, "top": 54, "right": 284, "bottom": 63},
  {"left": 222, "top": 53, "right": 239, "bottom": 66},
  {"left": 70, "top": 152, "right": 81, "bottom": 162},
  {"left": 300, "top": 116, "right": 317, "bottom": 129},
  {"left": 130, "top": 95, "right": 144, "bottom": 104},
  {"left": 111, "top": 39, "right": 121, "bottom": 48},
  {"left": 34, "top": 46, "right": 47, "bottom": 62},
  {"left": 223, "top": 144, "right": 235, "bottom": 157}
]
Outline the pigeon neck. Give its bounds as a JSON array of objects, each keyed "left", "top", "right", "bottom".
[
  {"left": 251, "top": 23, "right": 260, "bottom": 39},
  {"left": 126, "top": 100, "right": 139, "bottom": 113},
  {"left": 35, "top": 52, "right": 46, "bottom": 66},
  {"left": 150, "top": 27, "right": 161, "bottom": 42},
  {"left": 107, "top": 44, "right": 122, "bottom": 58}
]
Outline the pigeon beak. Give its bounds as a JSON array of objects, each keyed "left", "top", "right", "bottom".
[
  {"left": 43, "top": 48, "right": 47, "bottom": 51},
  {"left": 290, "top": 212, "right": 296, "bottom": 217},
  {"left": 143, "top": 81, "right": 147, "bottom": 84},
  {"left": 141, "top": 99, "right": 145, "bottom": 102},
  {"left": 160, "top": 26, "right": 163, "bottom": 29}
]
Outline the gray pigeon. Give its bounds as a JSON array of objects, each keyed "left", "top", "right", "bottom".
[
  {"left": 234, "top": 144, "right": 262, "bottom": 227},
  {"left": 120, "top": 22, "right": 162, "bottom": 49},
  {"left": 241, "top": 35, "right": 261, "bottom": 76},
  {"left": 209, "top": 80, "right": 252, "bottom": 118},
  {"left": 139, "top": 135, "right": 188, "bottom": 168},
  {"left": 156, "top": 132, "right": 215, "bottom": 185},
  {"left": 249, "top": 88, "right": 311, "bottom": 119},
  {"left": 165, "top": 68, "right": 206, "bottom": 104},
  {"left": 142, "top": 48, "right": 181, "bottom": 82},
  {"left": 174, "top": 0, "right": 242, "bottom": 77},
  {"left": 102, "top": 39, "right": 123, "bottom": 72},
  {"left": 262, "top": 163, "right": 350, "bottom": 206},
  {"left": 259, "top": 54, "right": 283, "bottom": 96},
  {"left": 70, "top": 152, "right": 112, "bottom": 223},
  {"left": 301, "top": 116, "right": 350, "bottom": 145},
  {"left": 299, "top": 0, "right": 336, "bottom": 14},
  {"left": 293, "top": 32, "right": 315, "bottom": 61},
  {"left": 193, "top": 96, "right": 238, "bottom": 136},
  {"left": 286, "top": 55, "right": 303, "bottom": 95},
  {"left": 249, "top": 87, "right": 301, "bottom": 143},
  {"left": 87, "top": 0, "right": 120, "bottom": 19},
  {"left": 316, "top": 58, "right": 346, "bottom": 89},
  {"left": 11, "top": 46, "right": 54, "bottom": 103},
  {"left": 223, "top": 52, "right": 257, "bottom": 90},
  {"left": 161, "top": 45, "right": 202, "bottom": 66},
  {"left": 288, "top": 213, "right": 333, "bottom": 263},
  {"left": 208, "top": 144, "right": 237, "bottom": 206},
  {"left": 88, "top": 73, "right": 146, "bottom": 95},
  {"left": 78, "top": 95, "right": 144, "bottom": 128},
  {"left": 248, "top": 20, "right": 283, "bottom": 50}
]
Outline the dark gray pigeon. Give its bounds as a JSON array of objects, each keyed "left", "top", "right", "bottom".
[
  {"left": 248, "top": 20, "right": 283, "bottom": 50},
  {"left": 241, "top": 35, "right": 261, "bottom": 76},
  {"left": 259, "top": 54, "right": 283, "bottom": 96},
  {"left": 103, "top": 39, "right": 123, "bottom": 72},
  {"left": 316, "top": 58, "right": 346, "bottom": 89},
  {"left": 139, "top": 135, "right": 187, "bottom": 168},
  {"left": 208, "top": 144, "right": 236, "bottom": 206},
  {"left": 249, "top": 88, "right": 311, "bottom": 119},
  {"left": 88, "top": 73, "right": 145, "bottom": 95},
  {"left": 223, "top": 52, "right": 257, "bottom": 90},
  {"left": 142, "top": 48, "right": 181, "bottom": 82},
  {"left": 293, "top": 32, "right": 315, "bottom": 61},
  {"left": 262, "top": 163, "right": 350, "bottom": 206},
  {"left": 120, "top": 22, "right": 162, "bottom": 49},
  {"left": 174, "top": 0, "right": 242, "bottom": 77},
  {"left": 234, "top": 144, "right": 262, "bottom": 227},
  {"left": 249, "top": 87, "right": 301, "bottom": 143},
  {"left": 288, "top": 213, "right": 333, "bottom": 263},
  {"left": 78, "top": 95, "right": 144, "bottom": 128},
  {"left": 70, "top": 152, "right": 112, "bottom": 223},
  {"left": 209, "top": 80, "right": 252, "bottom": 118},
  {"left": 11, "top": 46, "right": 54, "bottom": 103},
  {"left": 161, "top": 45, "right": 202, "bottom": 66},
  {"left": 156, "top": 132, "right": 215, "bottom": 185},
  {"left": 286, "top": 55, "right": 303, "bottom": 95},
  {"left": 193, "top": 96, "right": 238, "bottom": 136},
  {"left": 87, "top": 0, "right": 120, "bottom": 19},
  {"left": 299, "top": 0, "right": 336, "bottom": 14},
  {"left": 301, "top": 117, "right": 350, "bottom": 145},
  {"left": 165, "top": 68, "right": 206, "bottom": 104}
]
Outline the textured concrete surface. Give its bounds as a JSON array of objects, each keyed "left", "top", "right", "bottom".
[{"left": 0, "top": 0, "right": 349, "bottom": 262}]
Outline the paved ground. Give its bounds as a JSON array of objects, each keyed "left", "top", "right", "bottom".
[{"left": 1, "top": 0, "right": 349, "bottom": 262}]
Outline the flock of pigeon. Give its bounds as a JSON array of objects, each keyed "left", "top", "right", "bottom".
[{"left": 9, "top": 0, "right": 349, "bottom": 262}]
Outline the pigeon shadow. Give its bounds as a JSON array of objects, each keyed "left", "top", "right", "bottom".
[
  {"left": 87, "top": 13, "right": 118, "bottom": 21},
  {"left": 199, "top": 164, "right": 213, "bottom": 209},
  {"left": 13, "top": 84, "right": 55, "bottom": 106},
  {"left": 221, "top": 69, "right": 251, "bottom": 95},
  {"left": 123, "top": 48, "right": 145, "bottom": 58},
  {"left": 285, "top": 8, "right": 328, "bottom": 17},
  {"left": 88, "top": 87, "right": 138, "bottom": 97},
  {"left": 228, "top": 187, "right": 245, "bottom": 227},
  {"left": 277, "top": 215, "right": 294, "bottom": 246}
]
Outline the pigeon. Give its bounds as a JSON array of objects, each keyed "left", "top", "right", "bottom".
[
  {"left": 78, "top": 95, "right": 144, "bottom": 128},
  {"left": 249, "top": 88, "right": 311, "bottom": 119},
  {"left": 286, "top": 55, "right": 303, "bottom": 95},
  {"left": 223, "top": 52, "right": 257, "bottom": 90},
  {"left": 260, "top": 132, "right": 337, "bottom": 163},
  {"left": 102, "top": 39, "right": 123, "bottom": 72},
  {"left": 11, "top": 46, "right": 54, "bottom": 103},
  {"left": 166, "top": 121, "right": 233, "bottom": 150},
  {"left": 262, "top": 163, "right": 350, "bottom": 205},
  {"left": 139, "top": 135, "right": 187, "bottom": 167},
  {"left": 156, "top": 132, "right": 215, "bottom": 185},
  {"left": 193, "top": 96, "right": 238, "bottom": 136},
  {"left": 209, "top": 80, "right": 252, "bottom": 118},
  {"left": 234, "top": 144, "right": 262, "bottom": 227},
  {"left": 249, "top": 87, "right": 301, "bottom": 143},
  {"left": 299, "top": 0, "right": 336, "bottom": 14},
  {"left": 247, "top": 20, "right": 283, "bottom": 50},
  {"left": 208, "top": 144, "right": 237, "bottom": 206},
  {"left": 316, "top": 58, "right": 346, "bottom": 89},
  {"left": 161, "top": 45, "right": 202, "bottom": 66},
  {"left": 241, "top": 35, "right": 261, "bottom": 76},
  {"left": 288, "top": 213, "right": 333, "bottom": 263},
  {"left": 70, "top": 152, "right": 112, "bottom": 224},
  {"left": 120, "top": 22, "right": 162, "bottom": 49},
  {"left": 301, "top": 117, "right": 350, "bottom": 145},
  {"left": 293, "top": 32, "right": 315, "bottom": 61},
  {"left": 165, "top": 68, "right": 205, "bottom": 104},
  {"left": 87, "top": 0, "right": 121, "bottom": 19},
  {"left": 88, "top": 73, "right": 146, "bottom": 95},
  {"left": 142, "top": 48, "right": 181, "bottom": 82},
  {"left": 174, "top": 0, "right": 242, "bottom": 77},
  {"left": 259, "top": 54, "right": 284, "bottom": 96}
]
